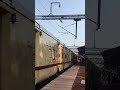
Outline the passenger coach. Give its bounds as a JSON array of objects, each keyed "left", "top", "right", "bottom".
[{"left": 35, "top": 23, "right": 77, "bottom": 84}]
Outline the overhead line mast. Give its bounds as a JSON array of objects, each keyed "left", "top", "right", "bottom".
[
  {"left": 35, "top": 14, "right": 85, "bottom": 39},
  {"left": 35, "top": 14, "right": 85, "bottom": 20}
]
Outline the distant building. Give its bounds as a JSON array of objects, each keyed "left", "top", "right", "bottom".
[
  {"left": 77, "top": 46, "right": 85, "bottom": 62},
  {"left": 67, "top": 46, "right": 82, "bottom": 63},
  {"left": 67, "top": 46, "right": 79, "bottom": 55},
  {"left": 77, "top": 46, "right": 85, "bottom": 55}
]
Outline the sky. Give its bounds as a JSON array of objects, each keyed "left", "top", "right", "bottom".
[{"left": 35, "top": 0, "right": 85, "bottom": 47}]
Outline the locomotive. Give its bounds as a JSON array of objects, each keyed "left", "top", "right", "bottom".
[{"left": 35, "top": 22, "right": 77, "bottom": 85}]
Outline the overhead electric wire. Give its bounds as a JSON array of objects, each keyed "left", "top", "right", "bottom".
[
  {"left": 63, "top": 23, "right": 76, "bottom": 28},
  {"left": 85, "top": 16, "right": 98, "bottom": 25},
  {"left": 39, "top": 1, "right": 64, "bottom": 25},
  {"left": 38, "top": 1, "right": 69, "bottom": 34},
  {"left": 38, "top": 1, "right": 64, "bottom": 31},
  {"left": 39, "top": 1, "right": 49, "bottom": 13},
  {"left": 41, "top": 0, "right": 81, "bottom": 36},
  {"left": 47, "top": 2, "right": 76, "bottom": 35},
  {"left": 36, "top": 1, "right": 60, "bottom": 32},
  {"left": 36, "top": 0, "right": 78, "bottom": 42},
  {"left": 36, "top": 7, "right": 60, "bottom": 33},
  {"left": 43, "top": 0, "right": 50, "bottom": 8},
  {"left": 58, "top": 25, "right": 76, "bottom": 36}
]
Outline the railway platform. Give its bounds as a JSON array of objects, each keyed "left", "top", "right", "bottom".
[{"left": 41, "top": 64, "right": 85, "bottom": 90}]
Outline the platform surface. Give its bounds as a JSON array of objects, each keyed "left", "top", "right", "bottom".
[{"left": 41, "top": 65, "right": 85, "bottom": 90}]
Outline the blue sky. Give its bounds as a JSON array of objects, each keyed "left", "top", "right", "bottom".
[{"left": 35, "top": 0, "right": 85, "bottom": 47}]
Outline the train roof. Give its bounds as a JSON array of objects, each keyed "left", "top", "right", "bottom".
[{"left": 35, "top": 21, "right": 66, "bottom": 46}]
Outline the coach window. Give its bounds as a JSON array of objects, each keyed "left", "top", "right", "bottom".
[
  {"left": 39, "top": 32, "right": 42, "bottom": 36},
  {"left": 62, "top": 48, "right": 64, "bottom": 58},
  {"left": 62, "top": 48, "right": 63, "bottom": 58},
  {"left": 52, "top": 49, "right": 55, "bottom": 60},
  {"left": 62, "top": 52, "right": 64, "bottom": 59},
  {"left": 49, "top": 48, "right": 52, "bottom": 58}
]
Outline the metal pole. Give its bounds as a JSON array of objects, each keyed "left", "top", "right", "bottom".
[
  {"left": 75, "top": 20, "right": 77, "bottom": 39},
  {"left": 50, "top": 3, "right": 52, "bottom": 15},
  {"left": 74, "top": 18, "right": 81, "bottom": 39},
  {"left": 97, "top": 0, "right": 101, "bottom": 30}
]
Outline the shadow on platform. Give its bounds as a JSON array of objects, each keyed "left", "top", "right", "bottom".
[
  {"left": 72, "top": 63, "right": 85, "bottom": 90},
  {"left": 75, "top": 62, "right": 85, "bottom": 66}
]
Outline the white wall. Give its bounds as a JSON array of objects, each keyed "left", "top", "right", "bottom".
[{"left": 86, "top": 0, "right": 120, "bottom": 49}]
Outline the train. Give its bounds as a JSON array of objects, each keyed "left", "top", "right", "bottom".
[{"left": 35, "top": 22, "right": 77, "bottom": 85}]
